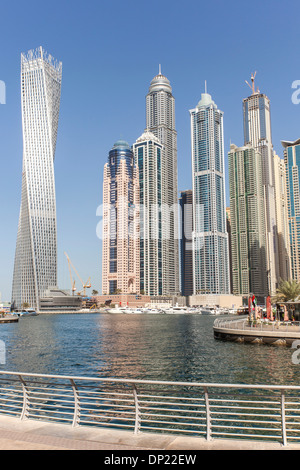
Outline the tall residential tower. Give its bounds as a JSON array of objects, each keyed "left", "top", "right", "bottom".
[
  {"left": 133, "top": 130, "right": 163, "bottom": 296},
  {"left": 190, "top": 92, "right": 230, "bottom": 295},
  {"left": 102, "top": 140, "right": 140, "bottom": 295},
  {"left": 146, "top": 68, "right": 179, "bottom": 295},
  {"left": 282, "top": 138, "right": 300, "bottom": 281},
  {"left": 12, "top": 47, "right": 62, "bottom": 310},
  {"left": 179, "top": 190, "right": 193, "bottom": 296},
  {"left": 228, "top": 144, "right": 268, "bottom": 297},
  {"left": 243, "top": 74, "right": 278, "bottom": 294}
]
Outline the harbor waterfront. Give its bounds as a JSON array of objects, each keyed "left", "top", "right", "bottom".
[
  {"left": 1, "top": 312, "right": 300, "bottom": 385},
  {"left": 1, "top": 312, "right": 300, "bottom": 448}
]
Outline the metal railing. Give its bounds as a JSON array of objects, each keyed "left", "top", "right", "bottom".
[
  {"left": 0, "top": 370, "right": 300, "bottom": 446},
  {"left": 214, "top": 317, "right": 300, "bottom": 333}
]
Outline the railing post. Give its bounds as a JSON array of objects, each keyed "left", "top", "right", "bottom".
[
  {"left": 281, "top": 390, "right": 287, "bottom": 446},
  {"left": 70, "top": 379, "right": 80, "bottom": 427},
  {"left": 132, "top": 384, "right": 141, "bottom": 434},
  {"left": 19, "top": 375, "right": 29, "bottom": 420},
  {"left": 204, "top": 386, "right": 211, "bottom": 441}
]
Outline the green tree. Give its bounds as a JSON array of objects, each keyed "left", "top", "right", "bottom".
[{"left": 272, "top": 279, "right": 300, "bottom": 304}]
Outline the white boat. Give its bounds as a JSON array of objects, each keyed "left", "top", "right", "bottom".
[
  {"left": 163, "top": 305, "right": 189, "bottom": 314},
  {"left": 126, "top": 308, "right": 144, "bottom": 314},
  {"left": 200, "top": 306, "right": 222, "bottom": 315},
  {"left": 145, "top": 308, "right": 164, "bottom": 314},
  {"left": 19, "top": 308, "right": 38, "bottom": 317},
  {"left": 105, "top": 305, "right": 129, "bottom": 314},
  {"left": 187, "top": 307, "right": 202, "bottom": 314}
]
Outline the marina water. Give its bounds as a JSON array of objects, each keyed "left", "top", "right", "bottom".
[{"left": 0, "top": 313, "right": 300, "bottom": 386}]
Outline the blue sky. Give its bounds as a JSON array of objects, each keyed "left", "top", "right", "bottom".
[{"left": 0, "top": 0, "right": 299, "bottom": 300}]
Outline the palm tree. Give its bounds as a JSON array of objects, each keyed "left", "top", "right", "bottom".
[{"left": 272, "top": 279, "right": 300, "bottom": 304}]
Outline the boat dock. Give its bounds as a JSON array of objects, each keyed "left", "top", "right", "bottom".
[
  {"left": 0, "top": 314, "right": 18, "bottom": 324},
  {"left": 213, "top": 316, "right": 300, "bottom": 345}
]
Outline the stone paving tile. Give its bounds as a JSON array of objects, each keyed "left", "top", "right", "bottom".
[
  {"left": 0, "top": 415, "right": 299, "bottom": 451},
  {"left": 0, "top": 428, "right": 151, "bottom": 450}
]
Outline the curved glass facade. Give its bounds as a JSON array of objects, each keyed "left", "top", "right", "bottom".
[{"left": 12, "top": 47, "right": 62, "bottom": 310}]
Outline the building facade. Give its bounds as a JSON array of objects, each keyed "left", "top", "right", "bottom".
[
  {"left": 282, "top": 139, "right": 300, "bottom": 281},
  {"left": 12, "top": 47, "right": 62, "bottom": 310},
  {"left": 179, "top": 190, "right": 193, "bottom": 296},
  {"left": 102, "top": 140, "right": 140, "bottom": 295},
  {"left": 273, "top": 152, "right": 291, "bottom": 281},
  {"left": 226, "top": 207, "right": 233, "bottom": 293},
  {"left": 146, "top": 69, "right": 180, "bottom": 295},
  {"left": 243, "top": 81, "right": 278, "bottom": 294},
  {"left": 228, "top": 144, "right": 268, "bottom": 297},
  {"left": 190, "top": 92, "right": 230, "bottom": 295},
  {"left": 133, "top": 130, "right": 163, "bottom": 296}
]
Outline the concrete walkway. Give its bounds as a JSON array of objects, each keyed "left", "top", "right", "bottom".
[{"left": 0, "top": 415, "right": 299, "bottom": 450}]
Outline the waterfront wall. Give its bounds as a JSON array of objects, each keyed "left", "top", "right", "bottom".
[
  {"left": 94, "top": 294, "right": 151, "bottom": 308},
  {"left": 189, "top": 294, "right": 242, "bottom": 308}
]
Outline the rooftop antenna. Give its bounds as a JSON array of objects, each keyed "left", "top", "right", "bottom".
[
  {"left": 205, "top": 80, "right": 207, "bottom": 94},
  {"left": 159, "top": 64, "right": 162, "bottom": 75},
  {"left": 245, "top": 71, "right": 260, "bottom": 95}
]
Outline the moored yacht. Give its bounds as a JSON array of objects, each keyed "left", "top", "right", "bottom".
[
  {"left": 163, "top": 305, "right": 189, "bottom": 314},
  {"left": 200, "top": 306, "right": 222, "bottom": 315}
]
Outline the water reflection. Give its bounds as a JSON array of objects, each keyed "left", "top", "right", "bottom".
[{"left": 0, "top": 313, "right": 299, "bottom": 386}]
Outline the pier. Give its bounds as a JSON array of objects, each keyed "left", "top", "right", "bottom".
[
  {"left": 213, "top": 316, "right": 300, "bottom": 345},
  {"left": 0, "top": 314, "right": 18, "bottom": 324}
]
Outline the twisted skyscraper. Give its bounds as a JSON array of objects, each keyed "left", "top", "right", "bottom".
[{"left": 12, "top": 47, "right": 62, "bottom": 310}]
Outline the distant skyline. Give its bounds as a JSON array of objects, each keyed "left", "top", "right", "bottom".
[{"left": 0, "top": 0, "right": 300, "bottom": 300}]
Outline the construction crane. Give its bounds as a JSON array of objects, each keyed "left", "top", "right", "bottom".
[
  {"left": 64, "top": 252, "right": 91, "bottom": 297},
  {"left": 245, "top": 71, "right": 260, "bottom": 95},
  {"left": 65, "top": 252, "right": 77, "bottom": 295}
]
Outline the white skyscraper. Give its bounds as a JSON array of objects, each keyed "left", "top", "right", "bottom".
[
  {"left": 133, "top": 130, "right": 163, "bottom": 296},
  {"left": 146, "top": 68, "right": 179, "bottom": 295},
  {"left": 12, "top": 47, "right": 62, "bottom": 310}
]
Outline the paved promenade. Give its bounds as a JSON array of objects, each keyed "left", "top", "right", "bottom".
[{"left": 0, "top": 415, "right": 299, "bottom": 450}]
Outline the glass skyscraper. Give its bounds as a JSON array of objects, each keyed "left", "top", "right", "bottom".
[
  {"left": 146, "top": 69, "right": 179, "bottom": 295},
  {"left": 12, "top": 47, "right": 62, "bottom": 310},
  {"left": 190, "top": 92, "right": 230, "bottom": 295},
  {"left": 179, "top": 190, "right": 193, "bottom": 296},
  {"left": 228, "top": 144, "right": 268, "bottom": 297},
  {"left": 282, "top": 138, "right": 300, "bottom": 281},
  {"left": 243, "top": 85, "right": 278, "bottom": 294}
]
